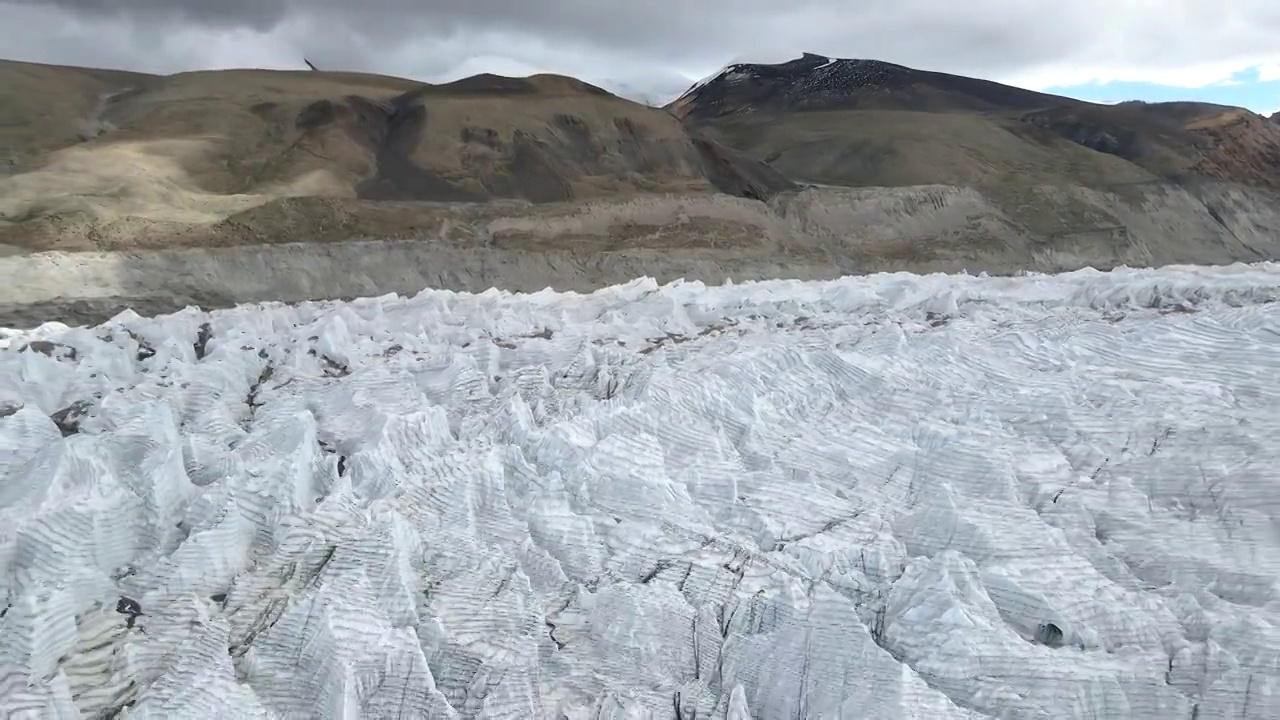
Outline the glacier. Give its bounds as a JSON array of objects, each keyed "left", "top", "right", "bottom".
[{"left": 1, "top": 264, "right": 1279, "bottom": 719}]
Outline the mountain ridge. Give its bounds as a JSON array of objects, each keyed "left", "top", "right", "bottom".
[
  {"left": 669, "top": 52, "right": 1270, "bottom": 121},
  {"left": 669, "top": 52, "right": 1280, "bottom": 192},
  {"left": 668, "top": 52, "right": 1082, "bottom": 118},
  {"left": 2, "top": 53, "right": 1279, "bottom": 311},
  {"left": 0, "top": 57, "right": 795, "bottom": 253}
]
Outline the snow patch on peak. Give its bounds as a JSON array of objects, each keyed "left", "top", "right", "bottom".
[
  {"left": 672, "top": 53, "right": 915, "bottom": 107},
  {"left": 673, "top": 52, "right": 832, "bottom": 103},
  {"left": 674, "top": 63, "right": 737, "bottom": 103}
]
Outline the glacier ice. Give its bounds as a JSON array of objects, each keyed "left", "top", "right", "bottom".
[{"left": 2, "top": 264, "right": 1280, "bottom": 719}]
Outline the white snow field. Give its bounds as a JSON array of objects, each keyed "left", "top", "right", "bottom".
[{"left": 2, "top": 264, "right": 1280, "bottom": 719}]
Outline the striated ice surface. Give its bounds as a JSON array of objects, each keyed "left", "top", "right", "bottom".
[{"left": 3, "top": 264, "right": 1280, "bottom": 719}]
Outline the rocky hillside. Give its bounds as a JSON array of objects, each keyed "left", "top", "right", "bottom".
[
  {"left": 668, "top": 53, "right": 1068, "bottom": 118},
  {"left": 0, "top": 59, "right": 789, "bottom": 252},
  {"left": 2, "top": 54, "right": 1279, "bottom": 325},
  {"left": 670, "top": 53, "right": 1280, "bottom": 192}
]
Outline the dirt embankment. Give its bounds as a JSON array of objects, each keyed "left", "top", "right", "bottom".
[{"left": 5, "top": 182, "right": 1279, "bottom": 328}]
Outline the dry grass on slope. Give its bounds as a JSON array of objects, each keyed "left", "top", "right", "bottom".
[
  {"left": 1, "top": 64, "right": 424, "bottom": 232},
  {"left": 1, "top": 61, "right": 762, "bottom": 252},
  {"left": 696, "top": 110, "right": 1156, "bottom": 190},
  {"left": 1184, "top": 109, "right": 1280, "bottom": 190},
  {"left": 0, "top": 59, "right": 155, "bottom": 169}
]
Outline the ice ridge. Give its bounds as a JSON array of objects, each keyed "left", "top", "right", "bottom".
[{"left": 2, "top": 264, "right": 1280, "bottom": 718}]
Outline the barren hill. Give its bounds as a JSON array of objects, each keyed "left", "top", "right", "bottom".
[
  {"left": 668, "top": 53, "right": 1072, "bottom": 118},
  {"left": 2, "top": 55, "right": 1280, "bottom": 327},
  {"left": 670, "top": 53, "right": 1280, "bottom": 191},
  {"left": 0, "top": 59, "right": 788, "bottom": 252}
]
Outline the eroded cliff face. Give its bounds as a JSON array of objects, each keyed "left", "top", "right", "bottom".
[{"left": 5, "top": 181, "right": 1279, "bottom": 328}]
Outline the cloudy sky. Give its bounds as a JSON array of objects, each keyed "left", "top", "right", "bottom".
[{"left": 3, "top": 0, "right": 1278, "bottom": 114}]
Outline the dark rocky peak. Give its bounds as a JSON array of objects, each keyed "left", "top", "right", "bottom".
[
  {"left": 670, "top": 54, "right": 911, "bottom": 117},
  {"left": 669, "top": 52, "right": 1072, "bottom": 120}
]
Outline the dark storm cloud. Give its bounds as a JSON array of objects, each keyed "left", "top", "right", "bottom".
[
  {"left": 8, "top": 0, "right": 1079, "bottom": 70},
  {"left": 4, "top": 0, "right": 1280, "bottom": 105},
  {"left": 9, "top": 0, "right": 291, "bottom": 29}
]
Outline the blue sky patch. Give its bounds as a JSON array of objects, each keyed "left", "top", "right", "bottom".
[{"left": 1044, "top": 66, "right": 1279, "bottom": 115}]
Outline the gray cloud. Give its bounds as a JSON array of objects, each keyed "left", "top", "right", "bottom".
[
  {"left": 10, "top": 0, "right": 290, "bottom": 29},
  {"left": 4, "top": 0, "right": 1280, "bottom": 106}
]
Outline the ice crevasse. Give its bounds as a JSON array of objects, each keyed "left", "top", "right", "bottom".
[{"left": 1, "top": 263, "right": 1279, "bottom": 718}]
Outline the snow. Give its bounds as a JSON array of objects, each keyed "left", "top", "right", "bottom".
[
  {"left": 671, "top": 51, "right": 811, "bottom": 103},
  {"left": 673, "top": 63, "right": 737, "bottom": 104},
  {"left": 3, "top": 263, "right": 1280, "bottom": 718},
  {"left": 670, "top": 55, "right": 914, "bottom": 111}
]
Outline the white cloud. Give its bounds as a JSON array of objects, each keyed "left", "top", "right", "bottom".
[
  {"left": 1000, "top": 57, "right": 1280, "bottom": 93},
  {"left": 3, "top": 0, "right": 1280, "bottom": 107}
]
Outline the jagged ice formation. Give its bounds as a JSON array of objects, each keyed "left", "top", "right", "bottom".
[{"left": 2, "top": 265, "right": 1280, "bottom": 718}]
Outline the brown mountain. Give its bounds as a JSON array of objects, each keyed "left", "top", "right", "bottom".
[
  {"left": 3, "top": 55, "right": 1280, "bottom": 327},
  {"left": 668, "top": 53, "right": 1073, "bottom": 118},
  {"left": 669, "top": 54, "right": 1280, "bottom": 191},
  {"left": 0, "top": 59, "right": 790, "bottom": 252}
]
